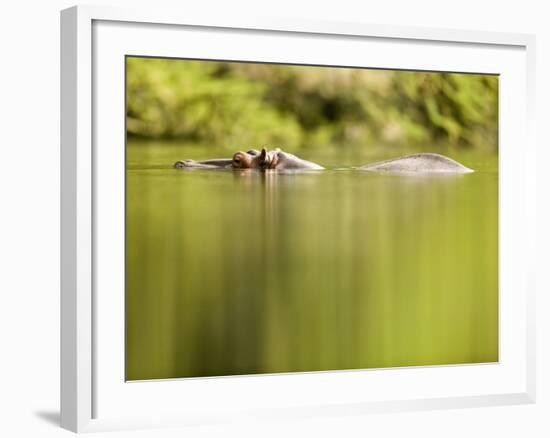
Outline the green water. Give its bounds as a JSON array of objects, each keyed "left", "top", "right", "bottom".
[{"left": 126, "top": 142, "right": 498, "bottom": 381}]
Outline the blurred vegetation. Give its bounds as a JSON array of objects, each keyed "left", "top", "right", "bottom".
[{"left": 126, "top": 57, "right": 498, "bottom": 152}]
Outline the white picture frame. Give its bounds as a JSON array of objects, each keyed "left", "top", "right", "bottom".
[{"left": 60, "top": 4, "right": 536, "bottom": 433}]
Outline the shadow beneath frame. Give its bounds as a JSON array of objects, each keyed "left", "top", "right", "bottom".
[{"left": 34, "top": 410, "right": 60, "bottom": 427}]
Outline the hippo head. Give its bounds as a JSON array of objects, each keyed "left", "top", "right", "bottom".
[
  {"left": 232, "top": 150, "right": 261, "bottom": 169},
  {"left": 232, "top": 148, "right": 280, "bottom": 170},
  {"left": 232, "top": 148, "right": 270, "bottom": 169}
]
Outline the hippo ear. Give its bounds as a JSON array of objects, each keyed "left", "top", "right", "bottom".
[{"left": 260, "top": 148, "right": 267, "bottom": 160}]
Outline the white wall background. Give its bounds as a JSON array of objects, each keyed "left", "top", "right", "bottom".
[{"left": 0, "top": 1, "right": 547, "bottom": 436}]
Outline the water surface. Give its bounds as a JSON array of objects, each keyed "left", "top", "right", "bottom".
[{"left": 126, "top": 142, "right": 498, "bottom": 380}]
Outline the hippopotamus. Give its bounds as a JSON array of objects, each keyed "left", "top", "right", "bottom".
[
  {"left": 174, "top": 149, "right": 472, "bottom": 174},
  {"left": 358, "top": 153, "right": 473, "bottom": 174},
  {"left": 174, "top": 150, "right": 260, "bottom": 170},
  {"left": 174, "top": 148, "right": 323, "bottom": 171}
]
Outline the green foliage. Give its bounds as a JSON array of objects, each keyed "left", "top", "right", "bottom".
[
  {"left": 126, "top": 57, "right": 498, "bottom": 151},
  {"left": 387, "top": 72, "right": 499, "bottom": 148},
  {"left": 126, "top": 58, "right": 303, "bottom": 148}
]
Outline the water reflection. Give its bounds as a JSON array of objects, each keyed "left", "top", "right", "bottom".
[{"left": 126, "top": 146, "right": 498, "bottom": 380}]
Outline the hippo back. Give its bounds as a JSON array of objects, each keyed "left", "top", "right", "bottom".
[{"left": 359, "top": 153, "right": 473, "bottom": 174}]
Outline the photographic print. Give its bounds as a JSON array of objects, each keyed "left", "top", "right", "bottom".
[{"left": 125, "top": 57, "right": 498, "bottom": 381}]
